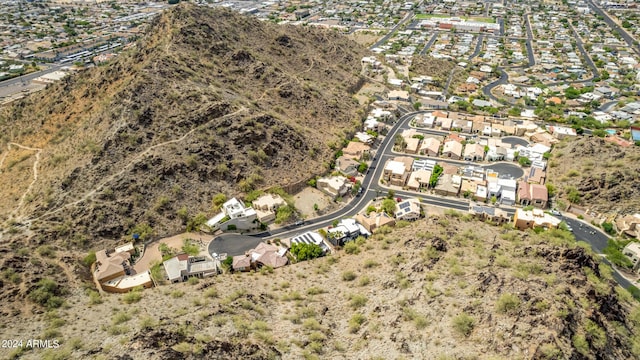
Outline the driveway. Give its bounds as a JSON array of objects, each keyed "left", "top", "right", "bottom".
[
  {"left": 483, "top": 162, "right": 525, "bottom": 179},
  {"left": 207, "top": 234, "right": 264, "bottom": 257},
  {"left": 501, "top": 136, "right": 529, "bottom": 148}
]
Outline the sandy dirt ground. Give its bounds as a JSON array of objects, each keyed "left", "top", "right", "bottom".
[
  {"left": 293, "top": 187, "right": 334, "bottom": 219},
  {"left": 133, "top": 232, "right": 213, "bottom": 272}
]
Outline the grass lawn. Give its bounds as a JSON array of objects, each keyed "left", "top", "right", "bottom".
[{"left": 415, "top": 14, "right": 496, "bottom": 23}]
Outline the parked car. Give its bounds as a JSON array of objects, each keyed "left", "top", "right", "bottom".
[{"left": 550, "top": 209, "right": 561, "bottom": 216}]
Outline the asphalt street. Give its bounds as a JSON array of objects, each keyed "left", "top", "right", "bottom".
[{"left": 501, "top": 136, "right": 530, "bottom": 148}]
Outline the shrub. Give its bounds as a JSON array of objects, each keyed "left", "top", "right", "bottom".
[
  {"left": 572, "top": 334, "right": 589, "bottom": 356},
  {"left": 182, "top": 239, "right": 200, "bottom": 256},
  {"left": 496, "top": 293, "right": 520, "bottom": 314},
  {"left": 28, "top": 279, "right": 65, "bottom": 309},
  {"left": 82, "top": 251, "right": 96, "bottom": 267},
  {"left": 342, "top": 271, "right": 357, "bottom": 281},
  {"left": 452, "top": 313, "right": 475, "bottom": 337},
  {"left": 122, "top": 287, "right": 143, "bottom": 304},
  {"left": 291, "top": 242, "right": 324, "bottom": 261},
  {"left": 349, "top": 294, "right": 368, "bottom": 309},
  {"left": 584, "top": 319, "right": 607, "bottom": 349},
  {"left": 343, "top": 242, "right": 360, "bottom": 255},
  {"left": 348, "top": 313, "right": 366, "bottom": 333},
  {"left": 363, "top": 259, "right": 379, "bottom": 268}
]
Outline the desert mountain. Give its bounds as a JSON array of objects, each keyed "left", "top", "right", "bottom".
[
  {"left": 0, "top": 5, "right": 369, "bottom": 245},
  {"left": 0, "top": 4, "right": 368, "bottom": 311}
]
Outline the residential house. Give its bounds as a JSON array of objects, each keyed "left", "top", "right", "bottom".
[
  {"left": 290, "top": 231, "right": 330, "bottom": 254},
  {"left": 328, "top": 218, "right": 365, "bottom": 246},
  {"left": 407, "top": 169, "right": 432, "bottom": 191},
  {"left": 389, "top": 90, "right": 410, "bottom": 101},
  {"left": 248, "top": 242, "right": 288, "bottom": 269},
  {"left": 420, "top": 137, "right": 441, "bottom": 156},
  {"left": 442, "top": 140, "right": 463, "bottom": 160},
  {"left": 472, "top": 99, "right": 492, "bottom": 108},
  {"left": 434, "top": 174, "right": 462, "bottom": 197},
  {"left": 207, "top": 197, "right": 258, "bottom": 231},
  {"left": 395, "top": 198, "right": 422, "bottom": 221},
  {"left": 163, "top": 254, "right": 219, "bottom": 283},
  {"left": 232, "top": 255, "right": 252, "bottom": 272},
  {"left": 336, "top": 156, "right": 360, "bottom": 177},
  {"left": 405, "top": 137, "right": 421, "bottom": 154},
  {"left": 525, "top": 167, "right": 546, "bottom": 184},
  {"left": 354, "top": 132, "right": 375, "bottom": 144},
  {"left": 355, "top": 212, "right": 396, "bottom": 233},
  {"left": 488, "top": 178, "right": 517, "bottom": 205},
  {"left": 383, "top": 157, "right": 413, "bottom": 186},
  {"left": 547, "top": 126, "right": 577, "bottom": 139},
  {"left": 413, "top": 159, "right": 437, "bottom": 172},
  {"left": 469, "top": 204, "right": 511, "bottom": 224},
  {"left": 343, "top": 141, "right": 371, "bottom": 160},
  {"left": 513, "top": 208, "right": 561, "bottom": 230},
  {"left": 486, "top": 145, "right": 507, "bottom": 161},
  {"left": 94, "top": 243, "right": 153, "bottom": 293},
  {"left": 463, "top": 143, "right": 485, "bottom": 162},
  {"left": 517, "top": 181, "right": 548, "bottom": 209},
  {"left": 622, "top": 242, "right": 640, "bottom": 273},
  {"left": 252, "top": 194, "right": 287, "bottom": 223},
  {"left": 317, "top": 176, "right": 350, "bottom": 199},
  {"left": 616, "top": 214, "right": 640, "bottom": 239}
]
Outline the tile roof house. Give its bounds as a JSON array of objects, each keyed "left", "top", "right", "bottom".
[
  {"left": 419, "top": 137, "right": 441, "bottom": 156},
  {"left": 317, "top": 176, "right": 350, "bottom": 199},
  {"left": 395, "top": 198, "right": 422, "bottom": 221},
  {"left": 513, "top": 208, "right": 561, "bottom": 230},
  {"left": 336, "top": 156, "right": 360, "bottom": 177},
  {"left": 469, "top": 204, "right": 511, "bottom": 224},
  {"left": 383, "top": 157, "right": 414, "bottom": 186},
  {"left": 616, "top": 214, "right": 640, "bottom": 239},
  {"left": 442, "top": 140, "right": 463, "bottom": 160},
  {"left": 94, "top": 243, "right": 153, "bottom": 293},
  {"left": 404, "top": 137, "right": 421, "bottom": 154},
  {"left": 622, "top": 242, "right": 640, "bottom": 273},
  {"left": 355, "top": 211, "right": 397, "bottom": 233},
  {"left": 248, "top": 242, "right": 288, "bottom": 269},
  {"left": 525, "top": 167, "right": 546, "bottom": 184},
  {"left": 252, "top": 194, "right": 287, "bottom": 223},
  {"left": 517, "top": 181, "right": 548, "bottom": 209},
  {"left": 434, "top": 174, "right": 462, "bottom": 197},
  {"left": 463, "top": 143, "right": 485, "bottom": 161},
  {"left": 407, "top": 169, "right": 432, "bottom": 191},
  {"left": 163, "top": 254, "right": 219, "bottom": 283},
  {"left": 343, "top": 141, "right": 371, "bottom": 160}
]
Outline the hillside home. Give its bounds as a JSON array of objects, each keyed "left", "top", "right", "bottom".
[
  {"left": 442, "top": 140, "right": 463, "bottom": 160},
  {"left": 94, "top": 243, "right": 153, "bottom": 293},
  {"left": 622, "top": 242, "right": 640, "bottom": 273},
  {"left": 469, "top": 204, "right": 511, "bottom": 224},
  {"left": 355, "top": 212, "right": 396, "bottom": 233},
  {"left": 517, "top": 181, "right": 548, "bottom": 209},
  {"left": 317, "top": 176, "right": 350, "bottom": 199},
  {"left": 525, "top": 167, "right": 546, "bottom": 184},
  {"left": 407, "top": 169, "right": 432, "bottom": 191},
  {"left": 547, "top": 126, "right": 577, "bottom": 139},
  {"left": 163, "top": 254, "right": 219, "bottom": 283},
  {"left": 388, "top": 90, "right": 410, "bottom": 101},
  {"left": 343, "top": 141, "right": 371, "bottom": 160},
  {"left": 420, "top": 137, "right": 441, "bottom": 156},
  {"left": 336, "top": 156, "right": 360, "bottom": 177},
  {"left": 513, "top": 208, "right": 561, "bottom": 230},
  {"left": 395, "top": 198, "right": 422, "bottom": 221},
  {"left": 488, "top": 178, "right": 517, "bottom": 205},
  {"left": 252, "top": 194, "right": 287, "bottom": 223},
  {"left": 207, "top": 197, "right": 258, "bottom": 231},
  {"left": 235, "top": 242, "right": 288, "bottom": 270},
  {"left": 463, "top": 143, "right": 485, "bottom": 162},
  {"left": 354, "top": 132, "right": 375, "bottom": 144},
  {"left": 328, "top": 218, "right": 366, "bottom": 246},
  {"left": 616, "top": 214, "right": 640, "bottom": 239}
]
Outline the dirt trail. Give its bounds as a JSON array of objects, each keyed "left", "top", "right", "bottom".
[
  {"left": 5, "top": 143, "right": 42, "bottom": 220},
  {"left": 36, "top": 107, "right": 248, "bottom": 221}
]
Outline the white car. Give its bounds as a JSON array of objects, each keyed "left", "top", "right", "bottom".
[{"left": 550, "top": 210, "right": 561, "bottom": 216}]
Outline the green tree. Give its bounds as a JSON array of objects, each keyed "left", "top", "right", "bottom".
[
  {"left": 566, "top": 186, "right": 581, "bottom": 204},
  {"left": 413, "top": 102, "right": 422, "bottom": 110},
  {"left": 290, "top": 243, "right": 324, "bottom": 261},
  {"left": 381, "top": 199, "right": 397, "bottom": 215},
  {"left": 212, "top": 193, "right": 227, "bottom": 210},
  {"left": 518, "top": 156, "right": 532, "bottom": 167},
  {"left": 429, "top": 164, "right": 443, "bottom": 187},
  {"left": 358, "top": 162, "right": 368, "bottom": 173},
  {"left": 28, "top": 279, "right": 65, "bottom": 309},
  {"left": 275, "top": 205, "right": 295, "bottom": 224}
]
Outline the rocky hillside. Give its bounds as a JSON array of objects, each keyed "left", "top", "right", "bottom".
[
  {"left": 3, "top": 212, "right": 639, "bottom": 359},
  {"left": 547, "top": 137, "right": 640, "bottom": 215},
  {"left": 0, "top": 4, "right": 369, "bottom": 312}
]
